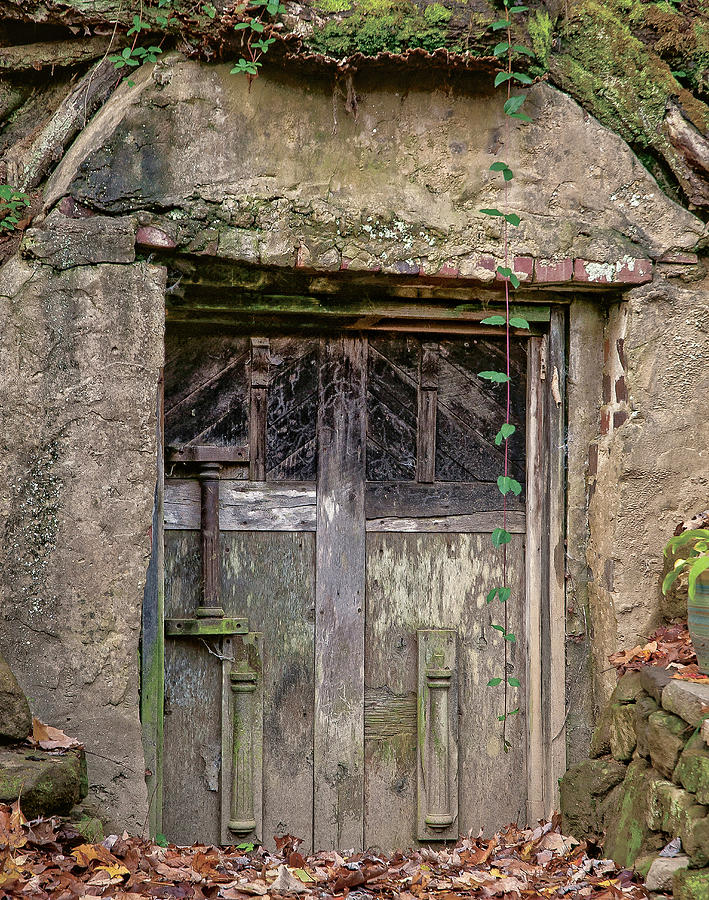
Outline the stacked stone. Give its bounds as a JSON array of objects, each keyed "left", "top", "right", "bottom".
[{"left": 561, "top": 669, "right": 709, "bottom": 899}]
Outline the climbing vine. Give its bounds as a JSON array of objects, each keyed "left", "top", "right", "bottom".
[{"left": 479, "top": 0, "right": 535, "bottom": 753}]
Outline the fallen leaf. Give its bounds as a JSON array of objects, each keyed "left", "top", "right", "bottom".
[
  {"left": 32, "top": 718, "right": 82, "bottom": 751},
  {"left": 270, "top": 865, "right": 309, "bottom": 895}
]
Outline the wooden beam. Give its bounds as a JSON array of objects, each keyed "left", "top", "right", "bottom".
[
  {"left": 546, "top": 309, "right": 567, "bottom": 813},
  {"left": 314, "top": 337, "right": 366, "bottom": 850},
  {"left": 366, "top": 481, "right": 524, "bottom": 519},
  {"left": 525, "top": 338, "right": 545, "bottom": 826},
  {"left": 366, "top": 512, "right": 525, "bottom": 533},
  {"left": 416, "top": 342, "right": 439, "bottom": 483},
  {"left": 249, "top": 338, "right": 269, "bottom": 482}
]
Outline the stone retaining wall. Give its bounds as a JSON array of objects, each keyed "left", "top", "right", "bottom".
[{"left": 561, "top": 669, "right": 709, "bottom": 898}]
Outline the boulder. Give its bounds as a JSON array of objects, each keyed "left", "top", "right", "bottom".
[
  {"left": 21, "top": 210, "right": 137, "bottom": 269},
  {"left": 0, "top": 746, "right": 87, "bottom": 818},
  {"left": 612, "top": 672, "right": 646, "bottom": 704},
  {"left": 648, "top": 780, "right": 709, "bottom": 866},
  {"left": 0, "top": 653, "right": 32, "bottom": 742},
  {"left": 610, "top": 703, "right": 637, "bottom": 762},
  {"left": 605, "top": 758, "right": 665, "bottom": 868},
  {"left": 676, "top": 733, "right": 709, "bottom": 805},
  {"left": 635, "top": 695, "right": 660, "bottom": 759},
  {"left": 663, "top": 681, "right": 709, "bottom": 728},
  {"left": 646, "top": 855, "right": 690, "bottom": 891}
]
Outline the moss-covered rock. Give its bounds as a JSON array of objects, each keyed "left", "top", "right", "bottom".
[
  {"left": 612, "top": 672, "right": 645, "bottom": 704},
  {"left": 0, "top": 652, "right": 31, "bottom": 743},
  {"left": 560, "top": 756, "right": 628, "bottom": 841},
  {"left": 0, "top": 747, "right": 87, "bottom": 819},
  {"left": 676, "top": 733, "right": 709, "bottom": 806},
  {"left": 604, "top": 758, "right": 664, "bottom": 868},
  {"left": 648, "top": 710, "right": 693, "bottom": 778},
  {"left": 635, "top": 694, "right": 660, "bottom": 759},
  {"left": 648, "top": 780, "right": 709, "bottom": 866},
  {"left": 675, "top": 866, "right": 709, "bottom": 900},
  {"left": 609, "top": 703, "right": 637, "bottom": 762}
]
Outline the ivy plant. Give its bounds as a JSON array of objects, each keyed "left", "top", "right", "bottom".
[{"left": 0, "top": 185, "right": 30, "bottom": 232}]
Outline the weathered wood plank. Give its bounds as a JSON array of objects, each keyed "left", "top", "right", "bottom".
[
  {"left": 267, "top": 340, "right": 318, "bottom": 481},
  {"left": 364, "top": 533, "right": 526, "bottom": 848},
  {"left": 367, "top": 340, "right": 418, "bottom": 482},
  {"left": 365, "top": 481, "right": 524, "bottom": 519},
  {"left": 314, "top": 336, "right": 366, "bottom": 850},
  {"left": 249, "top": 338, "right": 269, "bottom": 481},
  {"left": 163, "top": 531, "right": 223, "bottom": 846},
  {"left": 164, "top": 480, "right": 316, "bottom": 531},
  {"left": 525, "top": 336, "right": 545, "bottom": 826},
  {"left": 546, "top": 309, "right": 567, "bottom": 814},
  {"left": 221, "top": 532, "right": 315, "bottom": 852},
  {"left": 416, "top": 342, "right": 439, "bottom": 483},
  {"left": 366, "top": 512, "right": 525, "bottom": 533},
  {"left": 141, "top": 371, "right": 164, "bottom": 838}
]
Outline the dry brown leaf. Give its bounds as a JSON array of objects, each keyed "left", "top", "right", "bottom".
[{"left": 32, "top": 718, "right": 82, "bottom": 751}]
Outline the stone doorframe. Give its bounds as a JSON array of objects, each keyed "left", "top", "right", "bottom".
[{"left": 139, "top": 276, "right": 568, "bottom": 840}]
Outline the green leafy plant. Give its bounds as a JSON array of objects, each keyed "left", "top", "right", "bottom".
[
  {"left": 0, "top": 185, "right": 30, "bottom": 232},
  {"left": 662, "top": 529, "right": 709, "bottom": 600},
  {"left": 479, "top": 0, "right": 535, "bottom": 753},
  {"left": 231, "top": 0, "right": 285, "bottom": 79}
]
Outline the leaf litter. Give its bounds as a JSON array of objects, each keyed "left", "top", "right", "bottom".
[{"left": 0, "top": 803, "right": 649, "bottom": 900}]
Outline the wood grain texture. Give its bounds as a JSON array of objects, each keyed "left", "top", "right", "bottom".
[
  {"left": 267, "top": 338, "right": 318, "bottom": 481},
  {"left": 249, "top": 338, "right": 269, "bottom": 481},
  {"left": 164, "top": 480, "right": 316, "bottom": 531},
  {"left": 165, "top": 332, "right": 249, "bottom": 449},
  {"left": 163, "top": 530, "right": 223, "bottom": 846},
  {"left": 221, "top": 532, "right": 315, "bottom": 852},
  {"left": 366, "top": 512, "right": 525, "bottom": 533},
  {"left": 525, "top": 337, "right": 545, "bottom": 825},
  {"left": 416, "top": 342, "right": 439, "bottom": 483},
  {"left": 314, "top": 336, "right": 366, "bottom": 851},
  {"left": 366, "top": 481, "right": 524, "bottom": 519},
  {"left": 367, "top": 338, "right": 418, "bottom": 482},
  {"left": 364, "top": 533, "right": 527, "bottom": 848},
  {"left": 546, "top": 310, "right": 567, "bottom": 813}
]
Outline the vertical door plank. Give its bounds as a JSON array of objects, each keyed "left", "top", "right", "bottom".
[
  {"left": 546, "top": 310, "right": 566, "bottom": 812},
  {"left": 315, "top": 337, "right": 366, "bottom": 850},
  {"left": 249, "top": 338, "right": 269, "bottom": 482},
  {"left": 525, "top": 337, "right": 545, "bottom": 825},
  {"left": 142, "top": 371, "right": 164, "bottom": 837},
  {"left": 416, "top": 342, "right": 438, "bottom": 483},
  {"left": 221, "top": 532, "right": 315, "bottom": 852}
]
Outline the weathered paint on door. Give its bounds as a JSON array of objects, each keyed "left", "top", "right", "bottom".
[{"left": 161, "top": 331, "right": 529, "bottom": 850}]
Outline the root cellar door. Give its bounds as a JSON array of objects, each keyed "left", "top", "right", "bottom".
[{"left": 160, "top": 330, "right": 533, "bottom": 851}]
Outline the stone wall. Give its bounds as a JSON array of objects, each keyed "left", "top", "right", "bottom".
[
  {"left": 561, "top": 669, "right": 709, "bottom": 897},
  {"left": 0, "top": 225, "right": 165, "bottom": 833}
]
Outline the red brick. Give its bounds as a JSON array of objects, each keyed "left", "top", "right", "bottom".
[
  {"left": 340, "top": 258, "right": 351, "bottom": 270},
  {"left": 602, "top": 373, "right": 611, "bottom": 404},
  {"left": 600, "top": 408, "right": 610, "bottom": 436},
  {"left": 478, "top": 256, "right": 497, "bottom": 273},
  {"left": 615, "top": 375, "right": 627, "bottom": 403},
  {"left": 613, "top": 409, "right": 629, "bottom": 429},
  {"left": 616, "top": 338, "right": 627, "bottom": 370},
  {"left": 588, "top": 442, "right": 598, "bottom": 477},
  {"left": 513, "top": 256, "right": 534, "bottom": 281},
  {"left": 436, "top": 262, "right": 460, "bottom": 278},
  {"left": 658, "top": 251, "right": 698, "bottom": 265},
  {"left": 574, "top": 259, "right": 614, "bottom": 284},
  {"left": 534, "top": 258, "right": 573, "bottom": 283},
  {"left": 615, "top": 258, "right": 652, "bottom": 284},
  {"left": 136, "top": 225, "right": 176, "bottom": 249}
]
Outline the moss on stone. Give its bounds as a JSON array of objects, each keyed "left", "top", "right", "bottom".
[
  {"left": 527, "top": 10, "right": 553, "bottom": 71},
  {"left": 604, "top": 758, "right": 663, "bottom": 868},
  {"left": 675, "top": 865, "right": 709, "bottom": 900}
]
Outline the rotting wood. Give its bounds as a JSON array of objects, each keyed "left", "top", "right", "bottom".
[
  {"left": 366, "top": 512, "right": 525, "bottom": 533},
  {"left": 166, "top": 446, "right": 249, "bottom": 464},
  {"left": 0, "top": 37, "right": 111, "bottom": 72},
  {"left": 198, "top": 462, "right": 224, "bottom": 617},
  {"left": 363, "top": 688, "right": 417, "bottom": 739},
  {"left": 416, "top": 342, "right": 439, "bottom": 483},
  {"left": 545, "top": 309, "right": 567, "bottom": 814},
  {"left": 314, "top": 336, "right": 366, "bottom": 851},
  {"left": 366, "top": 481, "right": 524, "bottom": 519},
  {"left": 6, "top": 58, "right": 120, "bottom": 193},
  {"left": 525, "top": 337, "right": 545, "bottom": 826},
  {"left": 249, "top": 338, "right": 270, "bottom": 482}
]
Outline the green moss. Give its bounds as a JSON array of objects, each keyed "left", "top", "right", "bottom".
[
  {"left": 313, "top": 0, "right": 353, "bottom": 13},
  {"left": 527, "top": 10, "right": 553, "bottom": 70},
  {"left": 306, "top": 0, "right": 456, "bottom": 57}
]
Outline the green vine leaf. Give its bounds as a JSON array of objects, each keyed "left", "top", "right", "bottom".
[
  {"left": 127, "top": 14, "right": 147, "bottom": 35},
  {"left": 510, "top": 5, "right": 529, "bottom": 11},
  {"left": 504, "top": 95, "right": 526, "bottom": 116},
  {"left": 479, "top": 370, "right": 510, "bottom": 383},
  {"left": 505, "top": 633, "right": 517, "bottom": 643},
  {"left": 509, "top": 315, "right": 530, "bottom": 329},
  {"left": 502, "top": 167, "right": 514, "bottom": 181},
  {"left": 489, "top": 161, "right": 509, "bottom": 172},
  {"left": 508, "top": 676, "right": 521, "bottom": 687},
  {"left": 481, "top": 315, "right": 506, "bottom": 326},
  {"left": 493, "top": 41, "right": 510, "bottom": 57},
  {"left": 490, "top": 624, "right": 505, "bottom": 634},
  {"left": 514, "top": 72, "right": 534, "bottom": 85},
  {"left": 488, "top": 677, "right": 503, "bottom": 686},
  {"left": 234, "top": 21, "right": 250, "bottom": 28},
  {"left": 492, "top": 527, "right": 512, "bottom": 547},
  {"left": 487, "top": 586, "right": 512, "bottom": 603},
  {"left": 203, "top": 2, "right": 217, "bottom": 16},
  {"left": 497, "top": 475, "right": 522, "bottom": 497},
  {"left": 480, "top": 208, "right": 504, "bottom": 217},
  {"left": 494, "top": 72, "right": 513, "bottom": 87},
  {"left": 491, "top": 19, "right": 509, "bottom": 30},
  {"left": 513, "top": 44, "right": 535, "bottom": 56},
  {"left": 510, "top": 273, "right": 521, "bottom": 288},
  {"left": 497, "top": 265, "right": 512, "bottom": 277},
  {"left": 495, "top": 423, "right": 516, "bottom": 445},
  {"left": 505, "top": 213, "right": 521, "bottom": 226}
]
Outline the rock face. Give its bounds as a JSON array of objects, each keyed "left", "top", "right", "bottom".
[
  {"left": 0, "top": 747, "right": 87, "bottom": 819},
  {"left": 0, "top": 653, "right": 31, "bottom": 742}
]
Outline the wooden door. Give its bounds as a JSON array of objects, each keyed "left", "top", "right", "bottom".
[{"left": 161, "top": 330, "right": 530, "bottom": 851}]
